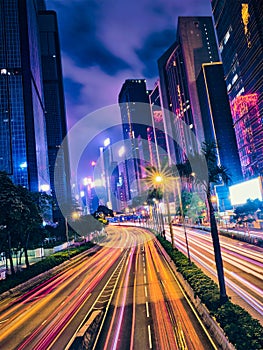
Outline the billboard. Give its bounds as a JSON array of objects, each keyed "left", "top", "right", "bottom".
[{"left": 229, "top": 177, "right": 263, "bottom": 206}]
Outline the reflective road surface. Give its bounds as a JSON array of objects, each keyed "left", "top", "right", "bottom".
[{"left": 0, "top": 226, "right": 216, "bottom": 350}]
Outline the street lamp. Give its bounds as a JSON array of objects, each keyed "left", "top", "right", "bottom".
[
  {"left": 65, "top": 217, "right": 70, "bottom": 259},
  {"left": 146, "top": 166, "right": 191, "bottom": 260},
  {"left": 154, "top": 174, "right": 175, "bottom": 249},
  {"left": 175, "top": 179, "right": 191, "bottom": 263}
]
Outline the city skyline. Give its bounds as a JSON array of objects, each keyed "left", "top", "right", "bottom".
[
  {"left": 45, "top": 0, "right": 213, "bottom": 128},
  {"left": 45, "top": 0, "right": 214, "bottom": 180}
]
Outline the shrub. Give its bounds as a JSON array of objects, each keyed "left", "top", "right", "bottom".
[{"left": 215, "top": 302, "right": 263, "bottom": 349}]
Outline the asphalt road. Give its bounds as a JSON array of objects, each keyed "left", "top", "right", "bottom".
[{"left": 0, "top": 226, "right": 217, "bottom": 350}]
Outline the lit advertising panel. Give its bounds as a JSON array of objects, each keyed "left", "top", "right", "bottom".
[{"left": 229, "top": 177, "right": 262, "bottom": 205}]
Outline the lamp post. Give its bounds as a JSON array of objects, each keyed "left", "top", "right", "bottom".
[
  {"left": 91, "top": 161, "right": 96, "bottom": 183},
  {"left": 65, "top": 217, "right": 70, "bottom": 259},
  {"left": 154, "top": 175, "right": 175, "bottom": 248},
  {"left": 175, "top": 179, "right": 191, "bottom": 263}
]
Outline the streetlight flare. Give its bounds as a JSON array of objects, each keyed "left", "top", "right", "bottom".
[{"left": 155, "top": 175, "right": 163, "bottom": 183}]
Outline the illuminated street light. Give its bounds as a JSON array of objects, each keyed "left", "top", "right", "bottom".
[
  {"left": 104, "top": 138, "right": 110, "bottom": 147},
  {"left": 152, "top": 172, "right": 175, "bottom": 249},
  {"left": 175, "top": 179, "right": 191, "bottom": 263},
  {"left": 40, "top": 184, "right": 50, "bottom": 192},
  {"left": 118, "top": 145, "right": 125, "bottom": 157},
  {"left": 83, "top": 177, "right": 89, "bottom": 186},
  {"left": 146, "top": 166, "right": 191, "bottom": 261},
  {"left": 72, "top": 211, "right": 79, "bottom": 220}
]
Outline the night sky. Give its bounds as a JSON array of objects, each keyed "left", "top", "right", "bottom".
[
  {"left": 46, "top": 0, "right": 213, "bottom": 127},
  {"left": 45, "top": 0, "right": 213, "bottom": 180}
]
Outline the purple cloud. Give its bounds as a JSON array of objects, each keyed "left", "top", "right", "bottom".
[{"left": 46, "top": 0, "right": 213, "bottom": 126}]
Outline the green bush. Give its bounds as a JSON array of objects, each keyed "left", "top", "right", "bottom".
[
  {"left": 156, "top": 235, "right": 263, "bottom": 350},
  {"left": 215, "top": 302, "right": 263, "bottom": 349}
]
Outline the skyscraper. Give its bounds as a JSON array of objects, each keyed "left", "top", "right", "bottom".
[
  {"left": 0, "top": 0, "right": 50, "bottom": 192},
  {"left": 211, "top": 0, "right": 263, "bottom": 178},
  {"left": 197, "top": 62, "right": 243, "bottom": 209},
  {"left": 0, "top": 1, "right": 71, "bottom": 217},
  {"left": 158, "top": 17, "right": 220, "bottom": 165},
  {"left": 197, "top": 62, "right": 242, "bottom": 183},
  {"left": 177, "top": 17, "right": 220, "bottom": 147},
  {"left": 38, "top": 9, "right": 71, "bottom": 214},
  {"left": 157, "top": 16, "right": 243, "bottom": 209},
  {"left": 148, "top": 82, "right": 168, "bottom": 169},
  {"left": 118, "top": 79, "right": 152, "bottom": 200},
  {"left": 158, "top": 18, "right": 242, "bottom": 169}
]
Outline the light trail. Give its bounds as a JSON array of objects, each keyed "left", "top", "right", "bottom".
[
  {"left": 0, "top": 244, "right": 122, "bottom": 349},
  {"left": 174, "top": 234, "right": 263, "bottom": 319}
]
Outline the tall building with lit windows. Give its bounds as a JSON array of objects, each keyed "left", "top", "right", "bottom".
[
  {"left": 158, "top": 16, "right": 243, "bottom": 209},
  {"left": 118, "top": 79, "right": 152, "bottom": 200},
  {"left": 0, "top": 1, "right": 71, "bottom": 212},
  {"left": 197, "top": 62, "right": 243, "bottom": 210},
  {"left": 0, "top": 0, "right": 50, "bottom": 192},
  {"left": 148, "top": 82, "right": 168, "bottom": 169},
  {"left": 158, "top": 17, "right": 221, "bottom": 165},
  {"left": 38, "top": 8, "right": 71, "bottom": 213},
  {"left": 211, "top": 0, "right": 263, "bottom": 178}
]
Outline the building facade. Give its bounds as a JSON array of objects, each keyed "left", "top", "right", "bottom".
[
  {"left": 148, "top": 82, "right": 168, "bottom": 169},
  {"left": 157, "top": 16, "right": 243, "bottom": 209},
  {"left": 158, "top": 17, "right": 221, "bottom": 165},
  {"left": 211, "top": 0, "right": 263, "bottom": 178},
  {"left": 0, "top": 0, "right": 50, "bottom": 192},
  {"left": 118, "top": 79, "right": 152, "bottom": 200},
  {"left": 38, "top": 9, "right": 71, "bottom": 215},
  {"left": 197, "top": 62, "right": 243, "bottom": 209},
  {"left": 197, "top": 62, "right": 242, "bottom": 184},
  {"left": 0, "top": 0, "right": 70, "bottom": 218}
]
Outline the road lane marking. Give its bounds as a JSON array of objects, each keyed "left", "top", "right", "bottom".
[
  {"left": 145, "top": 301, "right": 149, "bottom": 317},
  {"left": 148, "top": 325, "right": 152, "bottom": 349},
  {"left": 144, "top": 275, "right": 147, "bottom": 284},
  {"left": 145, "top": 286, "right": 148, "bottom": 297},
  {"left": 144, "top": 267, "right": 146, "bottom": 274}
]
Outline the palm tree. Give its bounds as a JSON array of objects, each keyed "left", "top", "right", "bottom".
[{"left": 188, "top": 141, "right": 231, "bottom": 303}]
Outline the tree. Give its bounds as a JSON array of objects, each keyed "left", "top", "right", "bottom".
[
  {"left": 0, "top": 172, "right": 26, "bottom": 274},
  {"left": 234, "top": 199, "right": 262, "bottom": 233},
  {"left": 15, "top": 186, "right": 44, "bottom": 268},
  {"left": 0, "top": 172, "right": 48, "bottom": 272},
  {"left": 188, "top": 141, "right": 231, "bottom": 303}
]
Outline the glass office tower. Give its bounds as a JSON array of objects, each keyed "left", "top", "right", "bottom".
[
  {"left": 158, "top": 17, "right": 221, "bottom": 165},
  {"left": 211, "top": 0, "right": 263, "bottom": 178},
  {"left": 38, "top": 10, "right": 71, "bottom": 211},
  {"left": 0, "top": 0, "right": 50, "bottom": 192},
  {"left": 118, "top": 79, "right": 152, "bottom": 200}
]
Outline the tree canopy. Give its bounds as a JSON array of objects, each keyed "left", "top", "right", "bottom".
[{"left": 0, "top": 172, "right": 50, "bottom": 272}]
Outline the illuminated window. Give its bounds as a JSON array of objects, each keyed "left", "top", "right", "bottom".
[
  {"left": 223, "top": 26, "right": 232, "bottom": 45},
  {"left": 224, "top": 31, "right": 230, "bottom": 44},
  {"left": 236, "top": 87, "right": 245, "bottom": 97},
  {"left": 232, "top": 74, "right": 238, "bottom": 84},
  {"left": 241, "top": 3, "right": 251, "bottom": 48}
]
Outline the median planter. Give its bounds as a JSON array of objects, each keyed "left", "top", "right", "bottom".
[{"left": 156, "top": 235, "right": 263, "bottom": 350}]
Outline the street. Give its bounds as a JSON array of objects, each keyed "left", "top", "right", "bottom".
[{"left": 0, "top": 226, "right": 215, "bottom": 350}]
